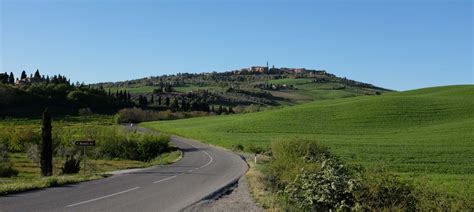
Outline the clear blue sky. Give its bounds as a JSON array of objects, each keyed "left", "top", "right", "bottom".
[{"left": 1, "top": 0, "right": 472, "bottom": 90}]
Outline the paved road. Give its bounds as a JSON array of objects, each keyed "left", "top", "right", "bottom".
[{"left": 0, "top": 127, "right": 248, "bottom": 212}]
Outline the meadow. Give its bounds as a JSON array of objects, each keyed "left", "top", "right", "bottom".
[{"left": 143, "top": 85, "right": 474, "bottom": 197}]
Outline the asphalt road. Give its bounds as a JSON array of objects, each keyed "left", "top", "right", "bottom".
[{"left": 0, "top": 127, "right": 248, "bottom": 212}]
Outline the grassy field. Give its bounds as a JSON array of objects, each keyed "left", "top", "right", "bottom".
[
  {"left": 267, "top": 78, "right": 386, "bottom": 103},
  {"left": 143, "top": 85, "right": 474, "bottom": 197}
]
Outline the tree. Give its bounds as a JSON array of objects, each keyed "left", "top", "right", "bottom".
[
  {"left": 228, "top": 107, "right": 234, "bottom": 114},
  {"left": 181, "top": 98, "right": 188, "bottom": 111},
  {"left": 8, "top": 72, "right": 14, "bottom": 84},
  {"left": 171, "top": 97, "right": 179, "bottom": 110},
  {"left": 218, "top": 105, "right": 223, "bottom": 115},
  {"left": 157, "top": 96, "right": 162, "bottom": 105},
  {"left": 20, "top": 70, "right": 27, "bottom": 79},
  {"left": 0, "top": 72, "right": 7, "bottom": 84},
  {"left": 40, "top": 108, "right": 53, "bottom": 176},
  {"left": 34, "top": 69, "right": 41, "bottom": 79},
  {"left": 165, "top": 96, "right": 170, "bottom": 107}
]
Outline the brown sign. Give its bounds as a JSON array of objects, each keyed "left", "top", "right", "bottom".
[{"left": 74, "top": 140, "right": 96, "bottom": 146}]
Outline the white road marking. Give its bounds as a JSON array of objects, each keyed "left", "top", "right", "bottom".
[
  {"left": 182, "top": 140, "right": 214, "bottom": 169},
  {"left": 66, "top": 187, "right": 140, "bottom": 208},
  {"left": 153, "top": 175, "right": 176, "bottom": 184},
  {"left": 150, "top": 138, "right": 214, "bottom": 185}
]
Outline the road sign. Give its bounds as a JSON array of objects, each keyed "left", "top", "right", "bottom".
[
  {"left": 74, "top": 140, "right": 95, "bottom": 146},
  {"left": 74, "top": 140, "right": 95, "bottom": 175}
]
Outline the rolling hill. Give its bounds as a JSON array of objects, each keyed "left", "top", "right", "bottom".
[{"left": 143, "top": 85, "right": 474, "bottom": 196}]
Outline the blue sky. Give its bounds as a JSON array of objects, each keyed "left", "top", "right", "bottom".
[{"left": 1, "top": 0, "right": 472, "bottom": 90}]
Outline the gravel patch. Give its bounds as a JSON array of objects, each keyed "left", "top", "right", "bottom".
[{"left": 185, "top": 176, "right": 263, "bottom": 212}]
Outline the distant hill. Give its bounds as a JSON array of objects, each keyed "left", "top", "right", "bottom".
[
  {"left": 1, "top": 66, "right": 390, "bottom": 117},
  {"left": 143, "top": 85, "right": 474, "bottom": 197},
  {"left": 93, "top": 66, "right": 391, "bottom": 107}
]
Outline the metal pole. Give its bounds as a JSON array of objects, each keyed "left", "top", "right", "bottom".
[{"left": 83, "top": 146, "right": 86, "bottom": 175}]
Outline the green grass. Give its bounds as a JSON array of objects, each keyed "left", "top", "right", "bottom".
[
  {"left": 142, "top": 85, "right": 474, "bottom": 197},
  {"left": 267, "top": 79, "right": 385, "bottom": 103}
]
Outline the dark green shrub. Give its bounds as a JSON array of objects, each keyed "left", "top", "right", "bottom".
[
  {"left": 353, "top": 169, "right": 417, "bottom": 210},
  {"left": 97, "top": 129, "right": 170, "bottom": 161},
  {"left": 245, "top": 144, "right": 264, "bottom": 154},
  {"left": 231, "top": 143, "right": 244, "bottom": 151},
  {"left": 137, "top": 134, "right": 170, "bottom": 161},
  {"left": 61, "top": 155, "right": 81, "bottom": 174},
  {"left": 0, "top": 142, "right": 19, "bottom": 177},
  {"left": 0, "top": 162, "right": 19, "bottom": 177}
]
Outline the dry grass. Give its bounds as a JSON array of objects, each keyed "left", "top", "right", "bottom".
[{"left": 245, "top": 161, "right": 281, "bottom": 211}]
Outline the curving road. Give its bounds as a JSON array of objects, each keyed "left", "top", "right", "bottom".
[{"left": 0, "top": 127, "right": 248, "bottom": 212}]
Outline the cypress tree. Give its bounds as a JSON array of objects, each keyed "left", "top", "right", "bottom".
[
  {"left": 34, "top": 69, "right": 41, "bottom": 80},
  {"left": 40, "top": 108, "right": 53, "bottom": 176},
  {"left": 165, "top": 96, "right": 170, "bottom": 107},
  {"left": 157, "top": 96, "right": 162, "bottom": 105},
  {"left": 8, "top": 72, "right": 14, "bottom": 84},
  {"left": 20, "top": 70, "right": 27, "bottom": 79},
  {"left": 181, "top": 98, "right": 187, "bottom": 111},
  {"left": 171, "top": 97, "right": 179, "bottom": 110}
]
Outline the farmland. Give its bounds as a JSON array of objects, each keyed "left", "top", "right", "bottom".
[{"left": 143, "top": 85, "right": 474, "bottom": 197}]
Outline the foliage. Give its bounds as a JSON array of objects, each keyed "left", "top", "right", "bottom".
[
  {"left": 0, "top": 162, "right": 19, "bottom": 177},
  {"left": 61, "top": 155, "right": 81, "bottom": 174},
  {"left": 0, "top": 143, "right": 19, "bottom": 177},
  {"left": 97, "top": 129, "right": 170, "bottom": 161}
]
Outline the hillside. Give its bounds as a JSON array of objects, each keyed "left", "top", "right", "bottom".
[
  {"left": 94, "top": 66, "right": 391, "bottom": 107},
  {"left": 143, "top": 85, "right": 474, "bottom": 196}
]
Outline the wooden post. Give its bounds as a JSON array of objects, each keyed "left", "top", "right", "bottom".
[{"left": 83, "top": 146, "right": 86, "bottom": 175}]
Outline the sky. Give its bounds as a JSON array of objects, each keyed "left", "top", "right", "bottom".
[{"left": 0, "top": 0, "right": 472, "bottom": 91}]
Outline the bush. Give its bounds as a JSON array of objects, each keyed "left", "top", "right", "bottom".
[
  {"left": 264, "top": 139, "right": 465, "bottom": 210},
  {"left": 8, "top": 128, "right": 41, "bottom": 152},
  {"left": 267, "top": 139, "right": 356, "bottom": 210},
  {"left": 245, "top": 144, "right": 265, "bottom": 154},
  {"left": 231, "top": 143, "right": 244, "bottom": 151},
  {"left": 0, "top": 162, "right": 18, "bottom": 177},
  {"left": 78, "top": 108, "right": 93, "bottom": 116},
  {"left": 0, "top": 143, "right": 19, "bottom": 177},
  {"left": 137, "top": 134, "right": 170, "bottom": 161},
  {"left": 97, "top": 129, "right": 170, "bottom": 161},
  {"left": 61, "top": 155, "right": 81, "bottom": 174}
]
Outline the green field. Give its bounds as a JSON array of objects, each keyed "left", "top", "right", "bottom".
[
  {"left": 267, "top": 78, "right": 386, "bottom": 103},
  {"left": 143, "top": 85, "right": 474, "bottom": 196}
]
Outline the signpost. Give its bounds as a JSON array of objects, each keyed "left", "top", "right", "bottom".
[{"left": 74, "top": 140, "right": 95, "bottom": 175}]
